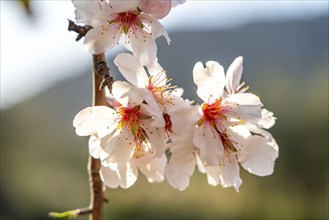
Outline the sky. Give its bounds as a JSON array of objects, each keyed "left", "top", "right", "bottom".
[{"left": 0, "top": 0, "right": 328, "bottom": 110}]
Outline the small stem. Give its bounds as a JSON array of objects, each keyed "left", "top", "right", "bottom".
[{"left": 68, "top": 19, "right": 92, "bottom": 41}]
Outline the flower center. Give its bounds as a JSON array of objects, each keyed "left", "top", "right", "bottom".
[
  {"left": 117, "top": 105, "right": 148, "bottom": 146},
  {"left": 114, "top": 10, "right": 144, "bottom": 34},
  {"left": 201, "top": 99, "right": 227, "bottom": 123}
]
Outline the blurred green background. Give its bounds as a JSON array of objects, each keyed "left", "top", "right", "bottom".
[{"left": 1, "top": 1, "right": 328, "bottom": 219}]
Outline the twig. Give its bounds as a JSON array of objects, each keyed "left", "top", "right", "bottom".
[
  {"left": 49, "top": 207, "right": 92, "bottom": 219},
  {"left": 68, "top": 20, "right": 114, "bottom": 91},
  {"left": 68, "top": 19, "right": 92, "bottom": 41}
]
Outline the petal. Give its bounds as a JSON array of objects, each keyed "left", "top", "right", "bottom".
[
  {"left": 193, "top": 61, "right": 225, "bottom": 103},
  {"left": 88, "top": 135, "right": 104, "bottom": 159},
  {"left": 144, "top": 125, "right": 165, "bottom": 157},
  {"left": 137, "top": 153, "right": 167, "bottom": 183},
  {"left": 114, "top": 53, "right": 148, "bottom": 87},
  {"left": 101, "top": 162, "right": 138, "bottom": 189},
  {"left": 204, "top": 165, "right": 221, "bottom": 186},
  {"left": 238, "top": 135, "right": 279, "bottom": 176},
  {"left": 218, "top": 153, "right": 242, "bottom": 192},
  {"left": 103, "top": 130, "right": 135, "bottom": 166},
  {"left": 258, "top": 109, "right": 276, "bottom": 129},
  {"left": 193, "top": 123, "right": 223, "bottom": 166},
  {"left": 165, "top": 131, "right": 196, "bottom": 191},
  {"left": 140, "top": 14, "right": 171, "bottom": 44},
  {"left": 73, "top": 106, "right": 117, "bottom": 138},
  {"left": 167, "top": 97, "right": 199, "bottom": 134},
  {"left": 83, "top": 24, "right": 121, "bottom": 54},
  {"left": 117, "top": 162, "right": 139, "bottom": 189},
  {"left": 140, "top": 92, "right": 166, "bottom": 127},
  {"left": 100, "top": 165, "right": 121, "bottom": 188},
  {"left": 111, "top": 81, "right": 144, "bottom": 107},
  {"left": 139, "top": 0, "right": 171, "bottom": 19},
  {"left": 225, "top": 93, "right": 263, "bottom": 120},
  {"left": 225, "top": 56, "right": 243, "bottom": 94},
  {"left": 73, "top": 0, "right": 110, "bottom": 27},
  {"left": 106, "top": 0, "right": 139, "bottom": 13},
  {"left": 128, "top": 30, "right": 157, "bottom": 66}
]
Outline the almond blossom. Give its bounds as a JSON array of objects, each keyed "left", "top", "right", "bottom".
[
  {"left": 73, "top": 81, "right": 167, "bottom": 187},
  {"left": 72, "top": 0, "right": 170, "bottom": 65},
  {"left": 114, "top": 53, "right": 198, "bottom": 136},
  {"left": 166, "top": 58, "right": 278, "bottom": 191}
]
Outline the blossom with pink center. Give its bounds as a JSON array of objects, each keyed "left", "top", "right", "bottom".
[
  {"left": 114, "top": 53, "right": 198, "bottom": 136},
  {"left": 72, "top": 0, "right": 170, "bottom": 65},
  {"left": 73, "top": 81, "right": 165, "bottom": 187},
  {"left": 165, "top": 58, "right": 278, "bottom": 192}
]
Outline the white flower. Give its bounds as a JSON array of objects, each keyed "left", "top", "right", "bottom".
[
  {"left": 191, "top": 59, "right": 278, "bottom": 191},
  {"left": 73, "top": 81, "right": 166, "bottom": 168},
  {"left": 165, "top": 126, "right": 197, "bottom": 191},
  {"left": 114, "top": 53, "right": 198, "bottom": 136},
  {"left": 72, "top": 0, "right": 170, "bottom": 65}
]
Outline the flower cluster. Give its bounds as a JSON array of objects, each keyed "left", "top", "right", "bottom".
[{"left": 72, "top": 0, "right": 278, "bottom": 191}]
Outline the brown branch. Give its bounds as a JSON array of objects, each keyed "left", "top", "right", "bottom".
[
  {"left": 87, "top": 53, "right": 112, "bottom": 220},
  {"left": 53, "top": 21, "right": 115, "bottom": 220},
  {"left": 68, "top": 19, "right": 92, "bottom": 41}
]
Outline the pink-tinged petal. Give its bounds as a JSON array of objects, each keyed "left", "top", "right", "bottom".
[
  {"left": 193, "top": 61, "right": 225, "bottom": 103},
  {"left": 83, "top": 24, "right": 121, "bottom": 55},
  {"left": 137, "top": 154, "right": 167, "bottom": 183},
  {"left": 105, "top": 0, "right": 139, "bottom": 13},
  {"left": 238, "top": 135, "right": 279, "bottom": 176},
  {"left": 73, "top": 0, "right": 110, "bottom": 27},
  {"left": 165, "top": 131, "right": 196, "bottom": 191},
  {"left": 219, "top": 153, "right": 242, "bottom": 192},
  {"left": 111, "top": 81, "right": 144, "bottom": 107},
  {"left": 114, "top": 53, "right": 148, "bottom": 87},
  {"left": 128, "top": 30, "right": 157, "bottom": 66},
  {"left": 104, "top": 131, "right": 135, "bottom": 166},
  {"left": 193, "top": 123, "right": 223, "bottom": 166},
  {"left": 73, "top": 106, "right": 117, "bottom": 138},
  {"left": 139, "top": 0, "right": 171, "bottom": 19},
  {"left": 225, "top": 56, "right": 243, "bottom": 94}
]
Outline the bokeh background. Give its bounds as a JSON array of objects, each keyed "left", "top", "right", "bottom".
[{"left": 1, "top": 1, "right": 328, "bottom": 219}]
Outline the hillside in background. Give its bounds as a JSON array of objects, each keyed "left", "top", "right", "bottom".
[{"left": 1, "top": 16, "right": 328, "bottom": 219}]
